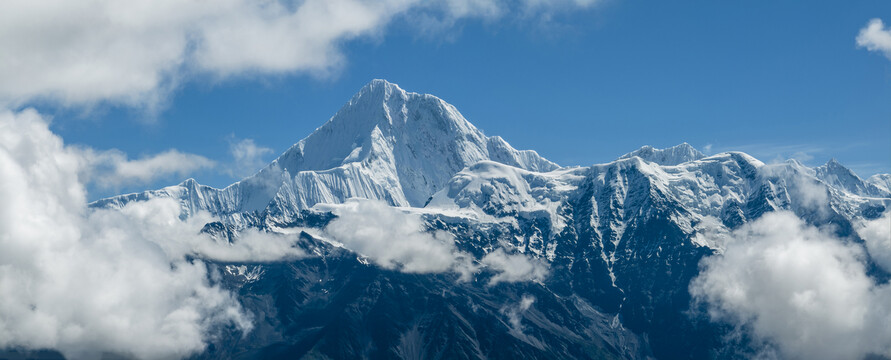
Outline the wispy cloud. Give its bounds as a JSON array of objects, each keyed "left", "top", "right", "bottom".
[
  {"left": 79, "top": 147, "right": 216, "bottom": 190},
  {"left": 226, "top": 137, "right": 274, "bottom": 179},
  {"left": 845, "top": 162, "right": 889, "bottom": 179},
  {"left": 501, "top": 295, "right": 543, "bottom": 348},
  {"left": 702, "top": 143, "right": 713, "bottom": 155},
  {"left": 716, "top": 143, "right": 825, "bottom": 163}
]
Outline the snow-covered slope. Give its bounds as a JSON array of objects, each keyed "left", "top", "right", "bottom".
[
  {"left": 869, "top": 173, "right": 891, "bottom": 193},
  {"left": 95, "top": 79, "right": 557, "bottom": 221},
  {"left": 815, "top": 159, "right": 888, "bottom": 197},
  {"left": 427, "top": 150, "right": 890, "bottom": 253}
]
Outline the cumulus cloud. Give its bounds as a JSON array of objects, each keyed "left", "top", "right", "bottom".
[
  {"left": 859, "top": 210, "right": 891, "bottom": 272},
  {"left": 690, "top": 211, "right": 891, "bottom": 360},
  {"left": 0, "top": 108, "right": 305, "bottom": 359},
  {"left": 322, "top": 199, "right": 548, "bottom": 284},
  {"left": 227, "top": 138, "right": 274, "bottom": 178},
  {"left": 0, "top": 0, "right": 601, "bottom": 108},
  {"left": 857, "top": 18, "right": 891, "bottom": 59}
]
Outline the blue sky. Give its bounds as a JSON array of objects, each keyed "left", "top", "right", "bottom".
[{"left": 16, "top": 0, "right": 891, "bottom": 198}]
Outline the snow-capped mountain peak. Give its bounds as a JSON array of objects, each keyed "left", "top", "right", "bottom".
[
  {"left": 266, "top": 79, "right": 558, "bottom": 207},
  {"left": 93, "top": 80, "right": 887, "bottom": 242},
  {"left": 96, "top": 80, "right": 558, "bottom": 221},
  {"left": 815, "top": 158, "right": 887, "bottom": 197},
  {"left": 868, "top": 173, "right": 891, "bottom": 193},
  {"left": 618, "top": 142, "right": 705, "bottom": 165}
]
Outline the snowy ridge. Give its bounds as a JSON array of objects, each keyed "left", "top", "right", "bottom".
[
  {"left": 427, "top": 160, "right": 586, "bottom": 233},
  {"left": 427, "top": 150, "right": 890, "bottom": 254},
  {"left": 618, "top": 142, "right": 705, "bottom": 165},
  {"left": 417, "top": 150, "right": 889, "bottom": 298},
  {"left": 94, "top": 80, "right": 890, "bottom": 249},
  {"left": 815, "top": 159, "right": 888, "bottom": 197}
]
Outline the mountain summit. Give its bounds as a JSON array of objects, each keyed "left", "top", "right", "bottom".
[
  {"left": 272, "top": 79, "right": 558, "bottom": 206},
  {"left": 95, "top": 80, "right": 557, "bottom": 221},
  {"left": 815, "top": 158, "right": 887, "bottom": 197}
]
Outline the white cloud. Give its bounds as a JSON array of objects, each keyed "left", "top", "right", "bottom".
[
  {"left": 0, "top": 108, "right": 305, "bottom": 359},
  {"left": 323, "top": 199, "right": 475, "bottom": 276},
  {"left": 859, "top": 210, "right": 891, "bottom": 272},
  {"left": 501, "top": 295, "right": 543, "bottom": 349},
  {"left": 0, "top": 0, "right": 601, "bottom": 108},
  {"left": 506, "top": 295, "right": 535, "bottom": 333},
  {"left": 80, "top": 147, "right": 216, "bottom": 189},
  {"left": 89, "top": 198, "right": 306, "bottom": 264},
  {"left": 322, "top": 199, "right": 548, "bottom": 284},
  {"left": 690, "top": 211, "right": 891, "bottom": 360},
  {"left": 73, "top": 135, "right": 278, "bottom": 191},
  {"left": 227, "top": 138, "right": 274, "bottom": 178},
  {"left": 481, "top": 248, "right": 549, "bottom": 285},
  {"left": 520, "top": 0, "right": 600, "bottom": 14},
  {"left": 857, "top": 18, "right": 891, "bottom": 59}
]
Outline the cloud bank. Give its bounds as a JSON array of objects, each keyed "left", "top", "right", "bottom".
[
  {"left": 858, "top": 18, "right": 891, "bottom": 59},
  {"left": 0, "top": 0, "right": 601, "bottom": 108},
  {"left": 690, "top": 211, "right": 891, "bottom": 360},
  {"left": 0, "top": 109, "right": 304, "bottom": 359}
]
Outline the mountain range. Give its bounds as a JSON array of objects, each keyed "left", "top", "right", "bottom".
[{"left": 94, "top": 80, "right": 891, "bottom": 359}]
